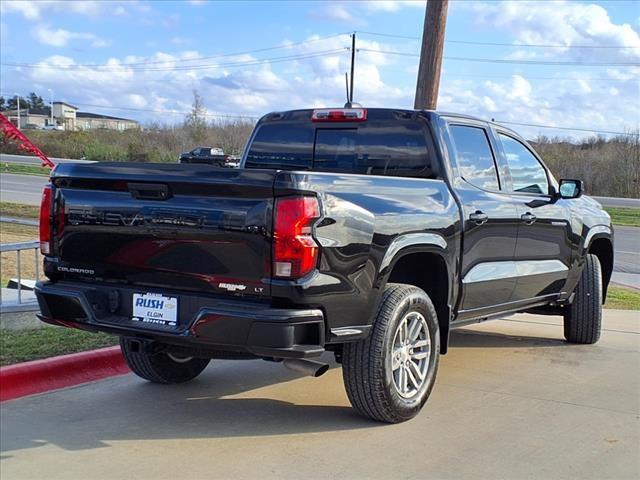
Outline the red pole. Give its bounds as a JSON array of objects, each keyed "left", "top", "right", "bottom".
[{"left": 0, "top": 113, "right": 55, "bottom": 169}]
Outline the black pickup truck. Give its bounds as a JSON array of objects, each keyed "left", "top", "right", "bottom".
[
  {"left": 178, "top": 147, "right": 232, "bottom": 167},
  {"left": 36, "top": 107, "right": 613, "bottom": 423}
]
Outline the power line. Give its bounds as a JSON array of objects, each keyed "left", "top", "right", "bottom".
[
  {"left": 495, "top": 120, "right": 638, "bottom": 137},
  {"left": 442, "top": 72, "right": 633, "bottom": 82},
  {"left": 359, "top": 48, "right": 640, "bottom": 66},
  {"left": 5, "top": 32, "right": 352, "bottom": 69},
  {"left": 357, "top": 30, "right": 640, "bottom": 49},
  {"left": 2, "top": 48, "right": 348, "bottom": 72}
]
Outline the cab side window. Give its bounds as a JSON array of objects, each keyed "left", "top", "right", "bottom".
[
  {"left": 449, "top": 125, "right": 500, "bottom": 191},
  {"left": 499, "top": 134, "right": 549, "bottom": 195}
]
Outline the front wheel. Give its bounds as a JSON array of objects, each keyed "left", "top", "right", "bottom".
[
  {"left": 120, "top": 338, "right": 210, "bottom": 384},
  {"left": 342, "top": 283, "right": 440, "bottom": 423},
  {"left": 564, "top": 253, "right": 602, "bottom": 344}
]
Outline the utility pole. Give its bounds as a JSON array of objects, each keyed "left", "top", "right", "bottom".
[
  {"left": 14, "top": 93, "right": 20, "bottom": 130},
  {"left": 48, "top": 88, "right": 53, "bottom": 125},
  {"left": 414, "top": 0, "right": 449, "bottom": 110}
]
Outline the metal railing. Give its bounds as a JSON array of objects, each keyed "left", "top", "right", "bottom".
[{"left": 0, "top": 240, "right": 40, "bottom": 312}]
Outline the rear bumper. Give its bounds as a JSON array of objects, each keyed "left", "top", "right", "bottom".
[{"left": 35, "top": 281, "right": 325, "bottom": 359}]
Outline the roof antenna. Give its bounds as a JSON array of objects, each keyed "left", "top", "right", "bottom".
[
  {"left": 345, "top": 72, "right": 350, "bottom": 105},
  {"left": 344, "top": 32, "right": 362, "bottom": 108}
]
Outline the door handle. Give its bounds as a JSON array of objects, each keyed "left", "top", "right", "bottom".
[
  {"left": 469, "top": 211, "right": 488, "bottom": 225},
  {"left": 521, "top": 212, "right": 537, "bottom": 224}
]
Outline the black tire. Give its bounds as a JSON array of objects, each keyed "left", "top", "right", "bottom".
[
  {"left": 342, "top": 283, "right": 440, "bottom": 423},
  {"left": 564, "top": 253, "right": 602, "bottom": 344},
  {"left": 120, "top": 337, "right": 210, "bottom": 384}
]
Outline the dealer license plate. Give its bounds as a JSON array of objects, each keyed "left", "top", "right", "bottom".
[{"left": 132, "top": 293, "right": 178, "bottom": 327}]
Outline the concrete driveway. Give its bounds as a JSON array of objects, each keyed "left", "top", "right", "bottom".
[{"left": 1, "top": 311, "right": 639, "bottom": 480}]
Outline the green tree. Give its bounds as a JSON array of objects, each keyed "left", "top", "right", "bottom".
[
  {"left": 27, "top": 92, "right": 45, "bottom": 109},
  {"left": 7, "top": 96, "right": 30, "bottom": 109},
  {"left": 0, "top": 96, "right": 5, "bottom": 111},
  {"left": 183, "top": 89, "right": 208, "bottom": 142}
]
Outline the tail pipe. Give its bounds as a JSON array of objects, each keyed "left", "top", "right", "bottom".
[{"left": 282, "top": 358, "right": 329, "bottom": 377}]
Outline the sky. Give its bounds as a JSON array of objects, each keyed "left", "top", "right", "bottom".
[{"left": 1, "top": 0, "right": 639, "bottom": 139}]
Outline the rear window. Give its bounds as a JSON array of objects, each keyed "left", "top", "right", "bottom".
[
  {"left": 245, "top": 121, "right": 436, "bottom": 179},
  {"left": 244, "top": 124, "right": 313, "bottom": 170}
]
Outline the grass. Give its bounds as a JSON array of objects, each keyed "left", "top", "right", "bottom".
[
  {"left": 604, "top": 207, "right": 640, "bottom": 227},
  {"left": 605, "top": 285, "right": 640, "bottom": 310},
  {"left": 0, "top": 202, "right": 40, "bottom": 219},
  {"left": 0, "top": 327, "right": 119, "bottom": 366},
  {"left": 1, "top": 163, "right": 51, "bottom": 176}
]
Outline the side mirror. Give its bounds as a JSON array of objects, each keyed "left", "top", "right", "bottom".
[{"left": 558, "top": 179, "right": 583, "bottom": 199}]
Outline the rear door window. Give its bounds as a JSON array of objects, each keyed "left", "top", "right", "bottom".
[{"left": 449, "top": 125, "right": 500, "bottom": 191}]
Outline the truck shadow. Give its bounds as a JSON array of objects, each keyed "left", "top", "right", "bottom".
[
  {"left": 0, "top": 354, "right": 375, "bottom": 454},
  {"left": 2, "top": 327, "right": 570, "bottom": 455}
]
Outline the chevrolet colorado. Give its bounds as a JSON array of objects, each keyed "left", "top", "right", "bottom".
[{"left": 35, "top": 108, "right": 613, "bottom": 423}]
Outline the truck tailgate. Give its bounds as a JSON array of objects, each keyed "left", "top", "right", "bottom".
[{"left": 49, "top": 163, "right": 276, "bottom": 298}]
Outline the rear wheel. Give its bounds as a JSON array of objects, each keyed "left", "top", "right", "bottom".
[
  {"left": 564, "top": 254, "right": 602, "bottom": 344},
  {"left": 342, "top": 283, "right": 440, "bottom": 423},
  {"left": 120, "top": 338, "right": 210, "bottom": 384}
]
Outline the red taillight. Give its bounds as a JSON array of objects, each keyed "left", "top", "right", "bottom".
[
  {"left": 39, "top": 185, "right": 52, "bottom": 255},
  {"left": 273, "top": 196, "right": 320, "bottom": 279},
  {"left": 311, "top": 108, "right": 367, "bottom": 122}
]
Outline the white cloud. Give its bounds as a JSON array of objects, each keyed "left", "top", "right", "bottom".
[
  {"left": 1, "top": 1, "right": 40, "bottom": 19},
  {"left": 474, "top": 1, "right": 640, "bottom": 62},
  {"left": 1, "top": 0, "right": 114, "bottom": 19},
  {"left": 363, "top": 1, "right": 400, "bottom": 13},
  {"left": 127, "top": 94, "right": 148, "bottom": 108},
  {"left": 309, "top": 0, "right": 425, "bottom": 25},
  {"left": 438, "top": 69, "right": 639, "bottom": 140},
  {"left": 33, "top": 25, "right": 109, "bottom": 48},
  {"left": 363, "top": 1, "right": 425, "bottom": 13},
  {"left": 4, "top": 31, "right": 408, "bottom": 122},
  {"left": 312, "top": 3, "right": 357, "bottom": 24},
  {"left": 0, "top": 1, "right": 181, "bottom": 21}
]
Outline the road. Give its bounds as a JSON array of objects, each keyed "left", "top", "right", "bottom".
[
  {"left": 1, "top": 312, "right": 638, "bottom": 480},
  {"left": 612, "top": 225, "right": 640, "bottom": 289},
  {"left": 592, "top": 196, "right": 640, "bottom": 208},
  {"left": 0, "top": 173, "right": 47, "bottom": 205},
  {"left": 0, "top": 153, "right": 93, "bottom": 165}
]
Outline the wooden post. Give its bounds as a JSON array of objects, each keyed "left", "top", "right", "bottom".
[{"left": 414, "top": 0, "right": 449, "bottom": 110}]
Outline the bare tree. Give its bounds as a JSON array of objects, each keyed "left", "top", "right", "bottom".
[{"left": 183, "top": 90, "right": 208, "bottom": 143}]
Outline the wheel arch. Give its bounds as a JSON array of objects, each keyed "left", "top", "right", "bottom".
[
  {"left": 587, "top": 235, "right": 614, "bottom": 303},
  {"left": 379, "top": 236, "right": 454, "bottom": 354}
]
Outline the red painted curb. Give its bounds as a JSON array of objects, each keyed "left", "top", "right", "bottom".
[{"left": 0, "top": 346, "right": 130, "bottom": 402}]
